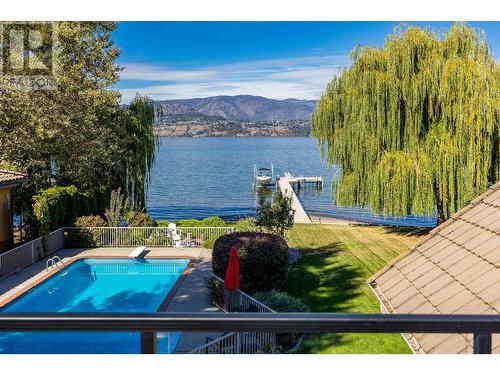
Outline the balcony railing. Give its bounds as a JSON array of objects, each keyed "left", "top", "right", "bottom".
[
  {"left": 190, "top": 274, "right": 276, "bottom": 354},
  {"left": 0, "top": 312, "right": 499, "bottom": 354}
]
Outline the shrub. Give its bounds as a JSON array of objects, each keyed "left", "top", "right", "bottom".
[
  {"left": 126, "top": 211, "right": 156, "bottom": 227},
  {"left": 105, "top": 188, "right": 127, "bottom": 227},
  {"left": 212, "top": 232, "right": 289, "bottom": 294},
  {"left": 253, "top": 290, "right": 309, "bottom": 312},
  {"left": 75, "top": 215, "right": 107, "bottom": 227},
  {"left": 200, "top": 216, "right": 227, "bottom": 227},
  {"left": 256, "top": 190, "right": 295, "bottom": 238},
  {"left": 65, "top": 215, "right": 107, "bottom": 248},
  {"left": 203, "top": 238, "right": 216, "bottom": 249},
  {"left": 234, "top": 217, "right": 262, "bottom": 232},
  {"left": 33, "top": 185, "right": 109, "bottom": 253},
  {"left": 253, "top": 290, "right": 309, "bottom": 351},
  {"left": 176, "top": 216, "right": 227, "bottom": 227}
]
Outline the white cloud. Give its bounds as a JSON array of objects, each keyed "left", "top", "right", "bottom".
[
  {"left": 117, "top": 54, "right": 348, "bottom": 102},
  {"left": 119, "top": 63, "right": 218, "bottom": 81}
]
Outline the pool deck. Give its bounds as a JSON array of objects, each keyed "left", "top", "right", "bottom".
[{"left": 0, "top": 246, "right": 224, "bottom": 353}]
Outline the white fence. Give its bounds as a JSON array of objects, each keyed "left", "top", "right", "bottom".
[
  {"left": 190, "top": 274, "right": 276, "bottom": 354},
  {"left": 64, "top": 226, "right": 234, "bottom": 248},
  {"left": 210, "top": 274, "right": 275, "bottom": 313},
  {"left": 0, "top": 226, "right": 233, "bottom": 279},
  {"left": 190, "top": 331, "right": 277, "bottom": 354},
  {"left": 0, "top": 228, "right": 65, "bottom": 279}
]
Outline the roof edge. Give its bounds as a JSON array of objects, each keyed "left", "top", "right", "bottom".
[{"left": 369, "top": 180, "right": 500, "bottom": 283}]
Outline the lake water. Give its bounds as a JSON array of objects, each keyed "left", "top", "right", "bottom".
[{"left": 147, "top": 137, "right": 437, "bottom": 227}]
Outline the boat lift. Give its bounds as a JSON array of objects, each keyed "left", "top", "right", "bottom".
[{"left": 253, "top": 163, "right": 274, "bottom": 188}]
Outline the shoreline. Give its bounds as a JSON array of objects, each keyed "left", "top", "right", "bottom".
[{"left": 308, "top": 214, "right": 365, "bottom": 226}]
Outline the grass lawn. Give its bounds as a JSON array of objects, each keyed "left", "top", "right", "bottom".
[{"left": 286, "top": 224, "right": 428, "bottom": 354}]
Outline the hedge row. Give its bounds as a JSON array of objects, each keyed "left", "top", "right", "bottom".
[{"left": 33, "top": 185, "right": 110, "bottom": 237}]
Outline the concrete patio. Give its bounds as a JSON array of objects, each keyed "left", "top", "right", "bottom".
[{"left": 0, "top": 246, "right": 224, "bottom": 353}]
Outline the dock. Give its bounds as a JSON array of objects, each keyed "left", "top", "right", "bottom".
[{"left": 277, "top": 174, "right": 323, "bottom": 224}]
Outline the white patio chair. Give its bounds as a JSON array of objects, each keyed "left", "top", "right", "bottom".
[{"left": 173, "top": 232, "right": 183, "bottom": 248}]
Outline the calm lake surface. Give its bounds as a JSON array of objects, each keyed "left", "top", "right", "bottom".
[{"left": 147, "top": 137, "right": 437, "bottom": 227}]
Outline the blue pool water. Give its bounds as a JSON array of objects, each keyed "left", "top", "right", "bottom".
[{"left": 0, "top": 258, "right": 190, "bottom": 354}]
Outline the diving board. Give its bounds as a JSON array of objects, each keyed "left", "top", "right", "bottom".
[{"left": 128, "top": 246, "right": 147, "bottom": 258}]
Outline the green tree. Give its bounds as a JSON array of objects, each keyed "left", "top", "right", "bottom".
[
  {"left": 256, "top": 190, "right": 295, "bottom": 238},
  {"left": 312, "top": 23, "right": 500, "bottom": 224},
  {"left": 0, "top": 22, "right": 157, "bottom": 236},
  {"left": 118, "top": 95, "right": 158, "bottom": 209}
]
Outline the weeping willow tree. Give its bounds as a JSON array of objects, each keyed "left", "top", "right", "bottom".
[
  {"left": 119, "top": 95, "right": 158, "bottom": 209},
  {"left": 312, "top": 23, "right": 500, "bottom": 224}
]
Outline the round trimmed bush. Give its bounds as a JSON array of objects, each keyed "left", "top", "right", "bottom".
[{"left": 212, "top": 232, "right": 289, "bottom": 294}]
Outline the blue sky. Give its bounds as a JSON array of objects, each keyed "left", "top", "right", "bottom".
[{"left": 113, "top": 21, "right": 500, "bottom": 103}]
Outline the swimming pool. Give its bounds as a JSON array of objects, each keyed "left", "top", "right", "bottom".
[{"left": 0, "top": 258, "right": 190, "bottom": 354}]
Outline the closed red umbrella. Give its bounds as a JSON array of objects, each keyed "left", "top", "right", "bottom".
[{"left": 224, "top": 248, "right": 240, "bottom": 311}]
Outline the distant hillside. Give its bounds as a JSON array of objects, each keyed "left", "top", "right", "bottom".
[{"left": 156, "top": 95, "right": 316, "bottom": 122}]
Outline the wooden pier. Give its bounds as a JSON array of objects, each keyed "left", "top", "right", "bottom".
[{"left": 276, "top": 174, "right": 323, "bottom": 224}]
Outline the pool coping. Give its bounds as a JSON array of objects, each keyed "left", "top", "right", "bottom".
[{"left": 0, "top": 255, "right": 196, "bottom": 310}]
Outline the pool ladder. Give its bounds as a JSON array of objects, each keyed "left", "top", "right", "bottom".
[{"left": 46, "top": 256, "right": 65, "bottom": 272}]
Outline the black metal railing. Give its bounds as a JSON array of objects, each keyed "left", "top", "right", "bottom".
[{"left": 0, "top": 312, "right": 499, "bottom": 354}]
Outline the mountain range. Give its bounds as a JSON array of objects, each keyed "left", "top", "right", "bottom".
[{"left": 156, "top": 95, "right": 317, "bottom": 122}]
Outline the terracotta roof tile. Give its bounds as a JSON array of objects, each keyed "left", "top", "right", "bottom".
[
  {"left": 462, "top": 203, "right": 497, "bottom": 223},
  {"left": 396, "top": 292, "right": 428, "bottom": 312},
  {"left": 462, "top": 230, "right": 497, "bottom": 252},
  {"left": 0, "top": 170, "right": 26, "bottom": 185},
  {"left": 390, "top": 285, "right": 421, "bottom": 308},
  {"left": 489, "top": 297, "right": 500, "bottom": 312},
  {"left": 492, "top": 334, "right": 500, "bottom": 351},
  {"left": 371, "top": 181, "right": 500, "bottom": 354},
  {"left": 467, "top": 268, "right": 500, "bottom": 295},
  {"left": 476, "top": 208, "right": 500, "bottom": 228},
  {"left": 416, "top": 334, "right": 453, "bottom": 352},
  {"left": 392, "top": 250, "right": 421, "bottom": 268},
  {"left": 437, "top": 220, "right": 464, "bottom": 236},
  {"left": 451, "top": 222, "right": 484, "bottom": 244},
  {"left": 436, "top": 289, "right": 476, "bottom": 313},
  {"left": 453, "top": 298, "right": 490, "bottom": 314},
  {"left": 416, "top": 235, "right": 447, "bottom": 255},
  {"left": 482, "top": 188, "right": 500, "bottom": 207},
  {"left": 377, "top": 267, "right": 405, "bottom": 290},
  {"left": 427, "top": 281, "right": 464, "bottom": 306},
  {"left": 419, "top": 273, "right": 454, "bottom": 296},
  {"left": 398, "top": 254, "right": 428, "bottom": 273},
  {"left": 383, "top": 276, "right": 413, "bottom": 299},
  {"left": 488, "top": 219, "right": 500, "bottom": 233},
  {"left": 470, "top": 235, "right": 500, "bottom": 259},
  {"left": 411, "top": 302, "right": 438, "bottom": 314},
  {"left": 437, "top": 246, "right": 470, "bottom": 269},
  {"left": 412, "top": 267, "right": 444, "bottom": 289},
  {"left": 454, "top": 261, "right": 493, "bottom": 285},
  {"left": 427, "top": 241, "right": 460, "bottom": 264},
  {"left": 446, "top": 253, "right": 483, "bottom": 278},
  {"left": 404, "top": 260, "right": 436, "bottom": 282},
  {"left": 477, "top": 283, "right": 500, "bottom": 306},
  {"left": 432, "top": 335, "right": 468, "bottom": 354}
]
